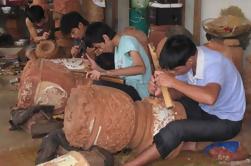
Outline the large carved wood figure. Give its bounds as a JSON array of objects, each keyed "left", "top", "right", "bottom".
[
  {"left": 30, "top": 39, "right": 73, "bottom": 59},
  {"left": 12, "top": 58, "right": 87, "bottom": 132},
  {"left": 17, "top": 59, "right": 76, "bottom": 114},
  {"left": 64, "top": 85, "right": 186, "bottom": 158}
]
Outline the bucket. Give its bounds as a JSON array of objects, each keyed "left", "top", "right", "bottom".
[
  {"left": 130, "top": 0, "right": 149, "bottom": 8},
  {"left": 129, "top": 8, "right": 149, "bottom": 34}
]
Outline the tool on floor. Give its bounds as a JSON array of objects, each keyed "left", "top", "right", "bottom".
[{"left": 9, "top": 77, "right": 19, "bottom": 84}]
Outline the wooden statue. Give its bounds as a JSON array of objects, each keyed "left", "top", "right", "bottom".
[{"left": 64, "top": 85, "right": 186, "bottom": 158}]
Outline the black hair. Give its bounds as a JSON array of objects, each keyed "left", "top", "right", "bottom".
[
  {"left": 60, "top": 12, "right": 89, "bottom": 35},
  {"left": 85, "top": 22, "right": 116, "bottom": 47},
  {"left": 95, "top": 53, "right": 115, "bottom": 70},
  {"left": 25, "top": 5, "right": 45, "bottom": 23},
  {"left": 159, "top": 35, "right": 197, "bottom": 70}
]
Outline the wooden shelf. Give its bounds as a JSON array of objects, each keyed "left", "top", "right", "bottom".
[{"left": 0, "top": 5, "right": 27, "bottom": 40}]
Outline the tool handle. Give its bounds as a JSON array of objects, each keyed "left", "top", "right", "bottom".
[
  {"left": 148, "top": 43, "right": 173, "bottom": 109},
  {"left": 72, "top": 70, "right": 125, "bottom": 84}
]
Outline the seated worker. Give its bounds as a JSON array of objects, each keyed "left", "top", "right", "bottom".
[
  {"left": 60, "top": 11, "right": 89, "bottom": 58},
  {"left": 123, "top": 35, "right": 246, "bottom": 165},
  {"left": 85, "top": 22, "right": 152, "bottom": 100},
  {"left": 25, "top": 5, "right": 53, "bottom": 60},
  {"left": 60, "top": 12, "right": 115, "bottom": 70},
  {"left": 60, "top": 11, "right": 115, "bottom": 70},
  {"left": 25, "top": 5, "right": 52, "bottom": 44}
]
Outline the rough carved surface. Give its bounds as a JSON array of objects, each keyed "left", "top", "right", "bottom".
[
  {"left": 129, "top": 98, "right": 187, "bottom": 157},
  {"left": 64, "top": 85, "right": 186, "bottom": 157},
  {"left": 53, "top": 0, "right": 82, "bottom": 14},
  {"left": 50, "top": 58, "right": 86, "bottom": 71},
  {"left": 129, "top": 99, "right": 153, "bottom": 154},
  {"left": 152, "top": 104, "right": 175, "bottom": 136},
  {"left": 34, "top": 81, "right": 68, "bottom": 109},
  {"left": 64, "top": 85, "right": 136, "bottom": 153},
  {"left": 17, "top": 59, "right": 76, "bottom": 114},
  {"left": 35, "top": 40, "right": 59, "bottom": 59}
]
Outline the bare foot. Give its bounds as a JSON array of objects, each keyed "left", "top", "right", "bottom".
[{"left": 182, "top": 142, "right": 198, "bottom": 151}]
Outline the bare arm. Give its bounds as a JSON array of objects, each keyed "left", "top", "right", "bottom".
[
  {"left": 102, "top": 50, "right": 146, "bottom": 77},
  {"left": 148, "top": 74, "right": 184, "bottom": 99},
  {"left": 169, "top": 88, "right": 184, "bottom": 100},
  {"left": 26, "top": 18, "right": 48, "bottom": 43},
  {"left": 86, "top": 51, "right": 146, "bottom": 80},
  {"left": 173, "top": 80, "right": 220, "bottom": 105},
  {"left": 155, "top": 71, "right": 220, "bottom": 105},
  {"left": 123, "top": 144, "right": 160, "bottom": 166}
]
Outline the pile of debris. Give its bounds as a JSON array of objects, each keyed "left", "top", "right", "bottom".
[
  {"left": 0, "top": 49, "right": 27, "bottom": 89},
  {"left": 0, "top": 56, "right": 22, "bottom": 76},
  {"left": 203, "top": 6, "right": 251, "bottom": 49}
]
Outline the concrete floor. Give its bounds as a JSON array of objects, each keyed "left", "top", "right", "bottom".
[
  {"left": 0, "top": 57, "right": 251, "bottom": 166},
  {"left": 0, "top": 75, "right": 40, "bottom": 166}
]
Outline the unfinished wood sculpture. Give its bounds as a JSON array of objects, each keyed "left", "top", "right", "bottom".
[
  {"left": 35, "top": 40, "right": 59, "bottom": 59},
  {"left": 81, "top": 0, "right": 104, "bottom": 22},
  {"left": 35, "top": 39, "right": 73, "bottom": 59},
  {"left": 17, "top": 59, "right": 77, "bottom": 115},
  {"left": 18, "top": 58, "right": 124, "bottom": 116},
  {"left": 64, "top": 85, "right": 136, "bottom": 153},
  {"left": 63, "top": 85, "right": 186, "bottom": 158},
  {"left": 17, "top": 59, "right": 79, "bottom": 132}
]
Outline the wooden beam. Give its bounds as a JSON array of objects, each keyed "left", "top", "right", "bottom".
[
  {"left": 193, "top": 0, "right": 202, "bottom": 44},
  {"left": 180, "top": 0, "right": 186, "bottom": 26},
  {"left": 111, "top": 0, "right": 118, "bottom": 30}
]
